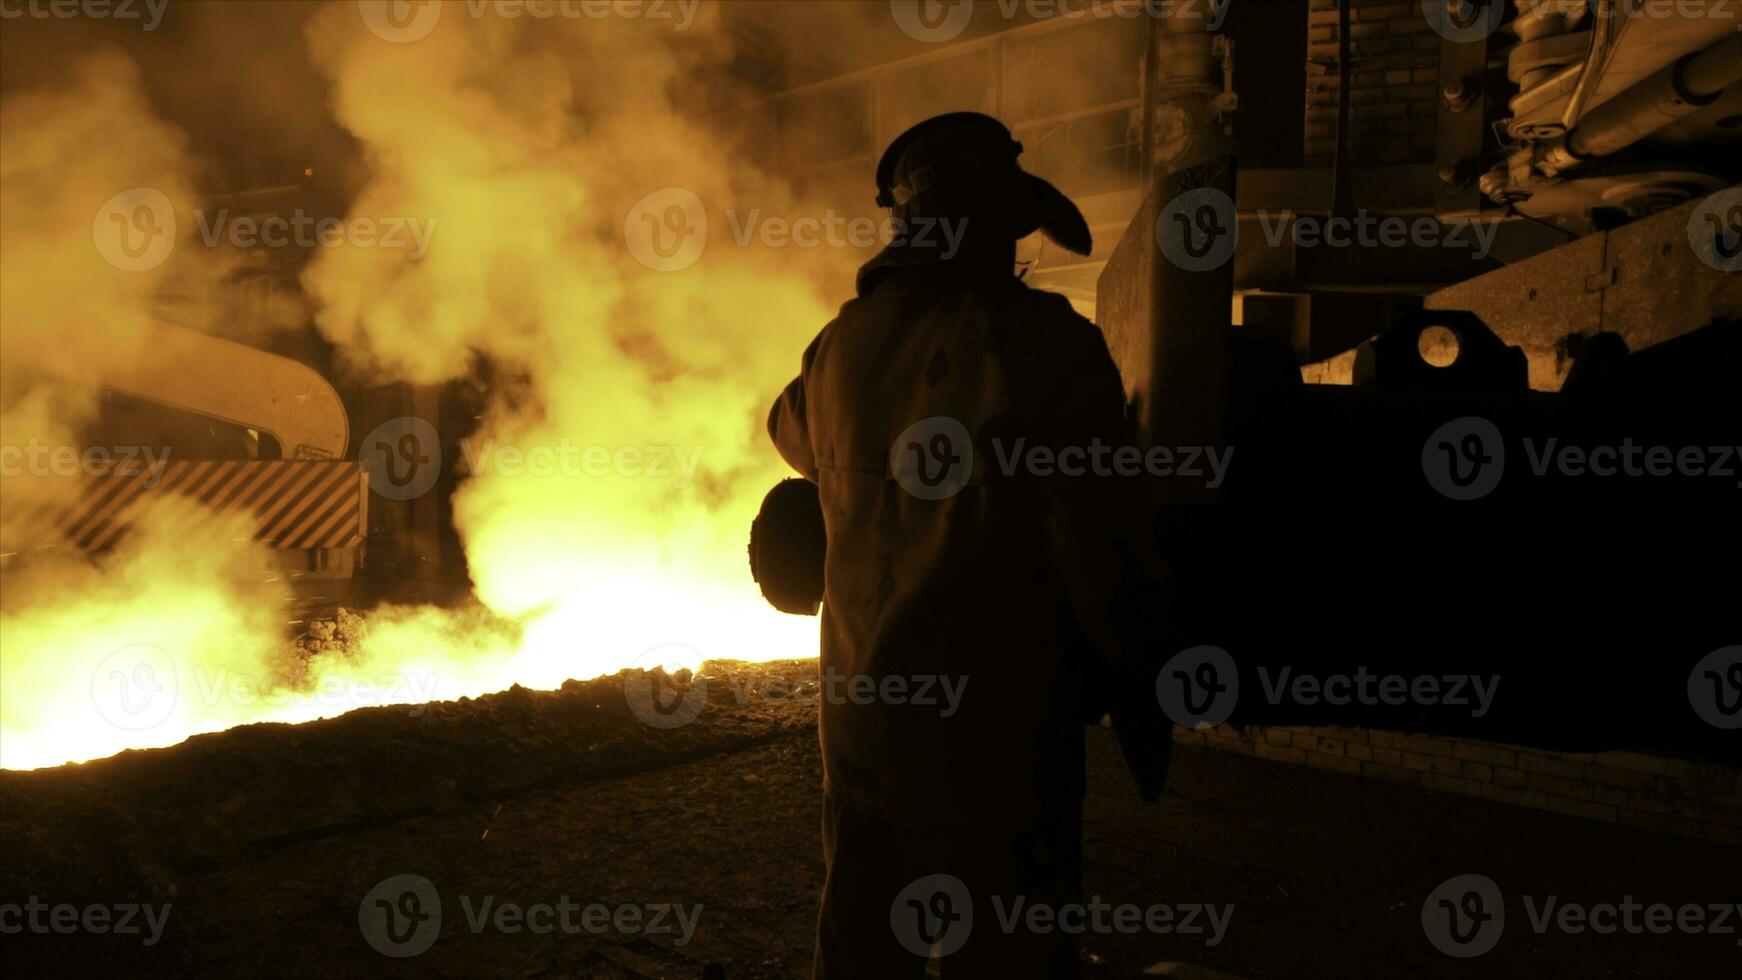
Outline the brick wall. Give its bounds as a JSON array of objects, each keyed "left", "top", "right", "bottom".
[
  {"left": 1305, "top": 0, "right": 1442, "bottom": 168},
  {"left": 1176, "top": 723, "right": 1742, "bottom": 846}
]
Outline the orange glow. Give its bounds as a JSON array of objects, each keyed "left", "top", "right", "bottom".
[{"left": 1, "top": 10, "right": 840, "bottom": 769}]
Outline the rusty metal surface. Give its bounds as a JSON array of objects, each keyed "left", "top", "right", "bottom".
[
  {"left": 1433, "top": 22, "right": 1491, "bottom": 218},
  {"left": 1426, "top": 228, "right": 1607, "bottom": 389},
  {"left": 1095, "top": 155, "right": 1237, "bottom": 456},
  {"left": 1151, "top": 156, "right": 1235, "bottom": 457},
  {"left": 1600, "top": 196, "right": 1742, "bottom": 348},
  {"left": 1426, "top": 191, "right": 1739, "bottom": 390},
  {"left": 1095, "top": 182, "right": 1161, "bottom": 430}
]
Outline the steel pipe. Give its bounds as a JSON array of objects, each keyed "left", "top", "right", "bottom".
[{"left": 1542, "top": 33, "right": 1742, "bottom": 173}]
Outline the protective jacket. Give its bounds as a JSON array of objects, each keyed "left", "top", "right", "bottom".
[{"left": 769, "top": 248, "right": 1165, "bottom": 827}]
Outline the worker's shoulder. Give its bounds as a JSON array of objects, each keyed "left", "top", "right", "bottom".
[
  {"left": 828, "top": 272, "right": 1099, "bottom": 341},
  {"left": 807, "top": 297, "right": 867, "bottom": 352},
  {"left": 1005, "top": 279, "right": 1092, "bottom": 323},
  {"left": 996, "top": 279, "right": 1107, "bottom": 348}
]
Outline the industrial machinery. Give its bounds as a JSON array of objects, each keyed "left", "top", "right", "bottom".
[
  {"left": 0, "top": 318, "right": 367, "bottom": 580},
  {"left": 1093, "top": 0, "right": 1739, "bottom": 758},
  {"left": 748, "top": 1, "right": 1740, "bottom": 766},
  {"left": 1474, "top": 1, "right": 1741, "bottom": 230}
]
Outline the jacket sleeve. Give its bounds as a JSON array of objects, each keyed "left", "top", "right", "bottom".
[
  {"left": 1017, "top": 301, "right": 1184, "bottom": 675},
  {"left": 1036, "top": 307, "right": 1183, "bottom": 803},
  {"left": 1025, "top": 302, "right": 1179, "bottom": 676},
  {"left": 767, "top": 329, "right": 823, "bottom": 481}
]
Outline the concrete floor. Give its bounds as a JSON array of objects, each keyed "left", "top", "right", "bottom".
[{"left": 12, "top": 717, "right": 1736, "bottom": 978}]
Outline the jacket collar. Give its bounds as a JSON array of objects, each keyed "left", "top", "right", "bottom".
[{"left": 854, "top": 241, "right": 1020, "bottom": 297}]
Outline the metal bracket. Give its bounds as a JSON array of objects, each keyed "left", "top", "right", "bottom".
[{"left": 1583, "top": 264, "right": 1619, "bottom": 293}]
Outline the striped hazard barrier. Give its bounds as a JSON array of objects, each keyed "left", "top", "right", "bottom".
[{"left": 0, "top": 459, "right": 366, "bottom": 555}]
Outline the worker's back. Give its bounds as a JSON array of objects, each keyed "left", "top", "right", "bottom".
[{"left": 770, "top": 258, "right": 1128, "bottom": 828}]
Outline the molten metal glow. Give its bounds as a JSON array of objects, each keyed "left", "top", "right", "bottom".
[{"left": 1, "top": 10, "right": 835, "bottom": 769}]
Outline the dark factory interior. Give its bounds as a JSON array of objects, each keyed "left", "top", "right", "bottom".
[{"left": 0, "top": 1, "right": 1738, "bottom": 977}]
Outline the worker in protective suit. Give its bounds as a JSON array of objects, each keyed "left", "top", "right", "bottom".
[{"left": 768, "top": 112, "right": 1171, "bottom": 979}]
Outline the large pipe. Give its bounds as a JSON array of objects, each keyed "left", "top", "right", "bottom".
[
  {"left": 1133, "top": 0, "right": 1232, "bottom": 497},
  {"left": 1541, "top": 33, "right": 1742, "bottom": 173},
  {"left": 1331, "top": 0, "right": 1351, "bottom": 218},
  {"left": 1559, "top": 0, "right": 1618, "bottom": 132},
  {"left": 97, "top": 319, "right": 351, "bottom": 459},
  {"left": 1143, "top": 0, "right": 1231, "bottom": 173}
]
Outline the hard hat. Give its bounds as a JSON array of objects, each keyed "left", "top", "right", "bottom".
[
  {"left": 874, "top": 112, "right": 1092, "bottom": 256},
  {"left": 748, "top": 478, "right": 826, "bottom": 616}
]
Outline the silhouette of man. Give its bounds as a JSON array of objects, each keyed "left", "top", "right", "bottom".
[{"left": 769, "top": 112, "right": 1167, "bottom": 978}]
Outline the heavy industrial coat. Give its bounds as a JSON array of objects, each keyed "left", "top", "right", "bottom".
[{"left": 769, "top": 251, "right": 1158, "bottom": 828}]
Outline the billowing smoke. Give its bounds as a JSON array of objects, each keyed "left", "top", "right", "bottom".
[
  {"left": 0, "top": 3, "right": 857, "bottom": 767},
  {"left": 1, "top": 51, "right": 197, "bottom": 453},
  {"left": 299, "top": 3, "right": 837, "bottom": 686},
  {"left": 0, "top": 49, "right": 298, "bottom": 768}
]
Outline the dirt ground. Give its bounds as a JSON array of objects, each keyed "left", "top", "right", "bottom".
[{"left": 2, "top": 661, "right": 1737, "bottom": 978}]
